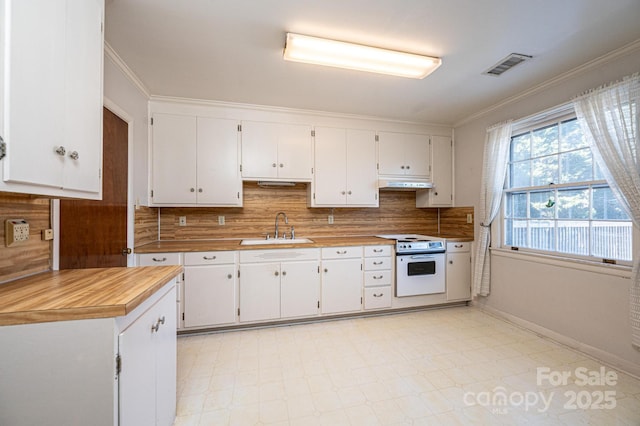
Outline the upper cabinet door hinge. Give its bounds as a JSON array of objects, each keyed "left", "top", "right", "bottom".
[
  {"left": 311, "top": 129, "right": 315, "bottom": 137},
  {"left": 239, "top": 164, "right": 243, "bottom": 172},
  {"left": 115, "top": 354, "right": 122, "bottom": 375},
  {"left": 238, "top": 124, "right": 242, "bottom": 132},
  {"left": 150, "top": 117, "right": 154, "bottom": 126},
  {"left": 0, "top": 136, "right": 5, "bottom": 160},
  {"left": 375, "top": 134, "right": 379, "bottom": 142},
  {"left": 150, "top": 190, "right": 154, "bottom": 198}
]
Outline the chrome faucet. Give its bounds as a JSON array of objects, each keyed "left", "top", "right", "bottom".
[{"left": 274, "top": 211, "right": 288, "bottom": 239}]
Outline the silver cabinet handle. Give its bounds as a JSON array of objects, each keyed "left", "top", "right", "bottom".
[
  {"left": 373, "top": 261, "right": 383, "bottom": 265},
  {"left": 400, "top": 165, "right": 405, "bottom": 169},
  {"left": 190, "top": 188, "right": 195, "bottom": 192},
  {"left": 151, "top": 322, "right": 159, "bottom": 333},
  {"left": 198, "top": 188, "right": 203, "bottom": 193},
  {"left": 227, "top": 274, "right": 233, "bottom": 279},
  {"left": 69, "top": 151, "right": 79, "bottom": 160},
  {"left": 279, "top": 163, "right": 284, "bottom": 168},
  {"left": 347, "top": 190, "right": 352, "bottom": 195},
  {"left": 324, "top": 268, "right": 328, "bottom": 273},
  {"left": 373, "top": 293, "right": 384, "bottom": 297},
  {"left": 406, "top": 165, "right": 410, "bottom": 170},
  {"left": 158, "top": 316, "right": 165, "bottom": 325},
  {"left": 282, "top": 271, "right": 287, "bottom": 276},
  {"left": 373, "top": 249, "right": 383, "bottom": 253},
  {"left": 336, "top": 250, "right": 347, "bottom": 254},
  {"left": 449, "top": 260, "right": 453, "bottom": 264},
  {"left": 341, "top": 191, "right": 346, "bottom": 195},
  {"left": 373, "top": 275, "right": 383, "bottom": 279},
  {"left": 203, "top": 255, "right": 217, "bottom": 260},
  {"left": 274, "top": 271, "right": 279, "bottom": 276},
  {"left": 55, "top": 146, "right": 66, "bottom": 156},
  {"left": 152, "top": 257, "right": 167, "bottom": 262},
  {"left": 455, "top": 244, "right": 464, "bottom": 248},
  {"left": 272, "top": 163, "right": 277, "bottom": 167}
]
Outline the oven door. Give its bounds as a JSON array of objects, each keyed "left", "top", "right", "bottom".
[{"left": 395, "top": 252, "right": 445, "bottom": 297}]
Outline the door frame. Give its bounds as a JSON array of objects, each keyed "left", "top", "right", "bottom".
[{"left": 52, "top": 96, "right": 135, "bottom": 269}]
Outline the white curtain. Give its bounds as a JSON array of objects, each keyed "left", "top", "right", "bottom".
[
  {"left": 573, "top": 72, "right": 640, "bottom": 349},
  {"left": 472, "top": 120, "right": 513, "bottom": 297}
]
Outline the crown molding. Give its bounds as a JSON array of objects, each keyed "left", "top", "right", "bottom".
[
  {"left": 104, "top": 42, "right": 151, "bottom": 99},
  {"left": 454, "top": 38, "right": 640, "bottom": 128}
]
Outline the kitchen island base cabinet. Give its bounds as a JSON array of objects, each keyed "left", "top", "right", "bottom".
[
  {"left": 119, "top": 284, "right": 177, "bottom": 426},
  {"left": 0, "top": 280, "right": 177, "bottom": 426}
]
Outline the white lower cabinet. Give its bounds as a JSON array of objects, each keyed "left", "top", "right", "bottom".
[
  {"left": 239, "top": 248, "right": 320, "bottom": 323},
  {"left": 363, "top": 245, "right": 392, "bottom": 310},
  {"left": 321, "top": 246, "right": 363, "bottom": 314},
  {"left": 183, "top": 251, "right": 237, "bottom": 328},
  {"left": 446, "top": 241, "right": 472, "bottom": 301},
  {"left": 0, "top": 280, "right": 177, "bottom": 426},
  {"left": 118, "top": 284, "right": 177, "bottom": 426}
]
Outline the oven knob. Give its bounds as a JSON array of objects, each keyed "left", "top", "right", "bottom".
[{"left": 408, "top": 244, "right": 412, "bottom": 249}]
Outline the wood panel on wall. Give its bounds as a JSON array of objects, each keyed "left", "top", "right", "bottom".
[
  {"left": 159, "top": 182, "right": 442, "bottom": 240},
  {"left": 0, "top": 192, "right": 51, "bottom": 283},
  {"left": 134, "top": 206, "right": 159, "bottom": 247},
  {"left": 439, "top": 206, "right": 475, "bottom": 238}
]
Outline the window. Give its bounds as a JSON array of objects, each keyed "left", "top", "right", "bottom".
[{"left": 503, "top": 117, "right": 632, "bottom": 263}]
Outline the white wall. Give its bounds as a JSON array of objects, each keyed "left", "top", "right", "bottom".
[{"left": 454, "top": 41, "right": 640, "bottom": 375}]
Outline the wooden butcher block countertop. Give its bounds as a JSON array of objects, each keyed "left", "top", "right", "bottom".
[
  {"left": 135, "top": 236, "right": 394, "bottom": 253},
  {"left": 0, "top": 266, "right": 182, "bottom": 326}
]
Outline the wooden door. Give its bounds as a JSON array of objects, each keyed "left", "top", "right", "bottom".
[{"left": 59, "top": 108, "right": 128, "bottom": 269}]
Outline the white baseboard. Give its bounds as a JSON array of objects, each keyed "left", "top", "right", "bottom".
[{"left": 476, "top": 303, "right": 640, "bottom": 379}]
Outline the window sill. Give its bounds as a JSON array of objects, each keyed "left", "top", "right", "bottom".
[{"left": 490, "top": 247, "right": 632, "bottom": 278}]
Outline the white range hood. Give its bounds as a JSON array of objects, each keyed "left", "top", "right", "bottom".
[{"left": 378, "top": 178, "right": 433, "bottom": 190}]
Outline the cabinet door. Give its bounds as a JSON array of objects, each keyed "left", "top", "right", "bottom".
[
  {"left": 196, "top": 117, "right": 241, "bottom": 205},
  {"left": 239, "top": 263, "right": 281, "bottom": 322},
  {"left": 3, "top": 0, "right": 102, "bottom": 196},
  {"left": 184, "top": 264, "right": 236, "bottom": 327},
  {"left": 313, "top": 126, "right": 347, "bottom": 206},
  {"left": 241, "top": 121, "right": 279, "bottom": 179},
  {"left": 321, "top": 258, "right": 362, "bottom": 314},
  {"left": 281, "top": 260, "right": 319, "bottom": 318},
  {"left": 377, "top": 131, "right": 406, "bottom": 176},
  {"left": 430, "top": 135, "right": 453, "bottom": 206},
  {"left": 151, "top": 114, "right": 197, "bottom": 204},
  {"left": 62, "top": 0, "right": 103, "bottom": 193},
  {"left": 446, "top": 252, "right": 471, "bottom": 301},
  {"left": 345, "top": 129, "right": 378, "bottom": 206},
  {"left": 403, "top": 133, "right": 430, "bottom": 178},
  {"left": 278, "top": 124, "right": 313, "bottom": 180},
  {"left": 119, "top": 287, "right": 177, "bottom": 426}
]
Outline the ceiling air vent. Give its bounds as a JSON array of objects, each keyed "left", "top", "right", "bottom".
[{"left": 483, "top": 53, "right": 532, "bottom": 76}]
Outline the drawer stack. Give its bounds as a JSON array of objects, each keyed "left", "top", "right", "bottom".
[{"left": 363, "top": 245, "right": 392, "bottom": 310}]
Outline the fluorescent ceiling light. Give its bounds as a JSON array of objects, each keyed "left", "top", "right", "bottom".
[{"left": 283, "top": 33, "right": 441, "bottom": 79}]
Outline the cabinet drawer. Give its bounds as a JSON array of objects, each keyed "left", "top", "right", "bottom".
[
  {"left": 364, "top": 245, "right": 391, "bottom": 257},
  {"left": 321, "top": 246, "right": 362, "bottom": 259},
  {"left": 137, "top": 252, "right": 181, "bottom": 266},
  {"left": 364, "top": 257, "right": 392, "bottom": 271},
  {"left": 364, "top": 270, "right": 392, "bottom": 287},
  {"left": 446, "top": 242, "right": 471, "bottom": 252},
  {"left": 364, "top": 286, "right": 392, "bottom": 310},
  {"left": 184, "top": 251, "right": 236, "bottom": 265}
]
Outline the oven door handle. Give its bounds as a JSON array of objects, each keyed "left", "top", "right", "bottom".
[{"left": 408, "top": 254, "right": 437, "bottom": 259}]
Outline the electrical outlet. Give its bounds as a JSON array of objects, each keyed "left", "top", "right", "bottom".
[
  {"left": 5, "top": 219, "right": 29, "bottom": 247},
  {"left": 328, "top": 214, "right": 334, "bottom": 224},
  {"left": 42, "top": 229, "right": 54, "bottom": 241},
  {"left": 218, "top": 216, "right": 225, "bottom": 225},
  {"left": 466, "top": 214, "right": 473, "bottom": 224},
  {"left": 179, "top": 216, "right": 187, "bottom": 226}
]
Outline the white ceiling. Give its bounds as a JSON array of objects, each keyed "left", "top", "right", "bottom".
[{"left": 104, "top": 0, "right": 640, "bottom": 125}]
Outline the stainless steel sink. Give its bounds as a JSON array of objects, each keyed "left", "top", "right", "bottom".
[{"left": 240, "top": 238, "right": 314, "bottom": 246}]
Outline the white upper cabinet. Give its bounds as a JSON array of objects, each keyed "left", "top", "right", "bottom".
[
  {"left": 378, "top": 131, "right": 430, "bottom": 178},
  {"left": 150, "top": 113, "right": 242, "bottom": 206},
  {"left": 311, "top": 127, "right": 378, "bottom": 207},
  {"left": 241, "top": 121, "right": 312, "bottom": 181},
  {"left": 0, "top": 0, "right": 104, "bottom": 199},
  {"left": 416, "top": 135, "right": 453, "bottom": 207}
]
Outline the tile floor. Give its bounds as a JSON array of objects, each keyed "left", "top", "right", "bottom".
[{"left": 173, "top": 307, "right": 640, "bottom": 425}]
